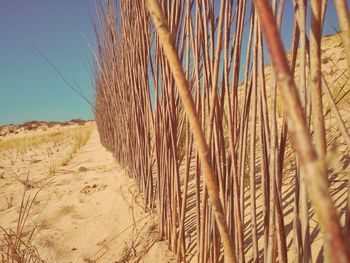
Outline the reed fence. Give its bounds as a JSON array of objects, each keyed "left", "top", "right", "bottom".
[{"left": 93, "top": 0, "right": 350, "bottom": 262}]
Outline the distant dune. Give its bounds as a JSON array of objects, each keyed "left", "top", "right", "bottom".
[{"left": 0, "top": 119, "right": 94, "bottom": 138}]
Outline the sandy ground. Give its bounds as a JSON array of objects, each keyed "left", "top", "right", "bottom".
[
  {"left": 0, "top": 127, "right": 175, "bottom": 263},
  {"left": 1, "top": 34, "right": 349, "bottom": 262}
]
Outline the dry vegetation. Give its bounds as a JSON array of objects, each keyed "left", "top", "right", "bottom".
[
  {"left": 0, "top": 121, "right": 162, "bottom": 263},
  {"left": 0, "top": 190, "right": 45, "bottom": 263},
  {"left": 0, "top": 122, "right": 93, "bottom": 262},
  {"left": 1, "top": 0, "right": 350, "bottom": 262},
  {"left": 93, "top": 0, "right": 350, "bottom": 262}
]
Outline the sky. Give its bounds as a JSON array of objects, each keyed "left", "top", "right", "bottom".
[
  {"left": 0, "top": 0, "right": 97, "bottom": 125},
  {"left": 0, "top": 1, "right": 348, "bottom": 125}
]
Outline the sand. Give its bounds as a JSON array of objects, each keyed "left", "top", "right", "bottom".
[{"left": 0, "top": 126, "right": 175, "bottom": 263}]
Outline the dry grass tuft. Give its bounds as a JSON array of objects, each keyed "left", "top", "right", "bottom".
[{"left": 0, "top": 189, "right": 44, "bottom": 263}]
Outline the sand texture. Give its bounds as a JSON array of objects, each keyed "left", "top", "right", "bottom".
[{"left": 0, "top": 125, "right": 175, "bottom": 263}]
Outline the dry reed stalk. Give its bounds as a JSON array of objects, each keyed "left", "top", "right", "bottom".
[
  {"left": 310, "top": 0, "right": 327, "bottom": 158},
  {"left": 334, "top": 0, "right": 350, "bottom": 69},
  {"left": 249, "top": 12, "right": 259, "bottom": 262},
  {"left": 146, "top": 0, "right": 236, "bottom": 261},
  {"left": 295, "top": 0, "right": 312, "bottom": 261},
  {"left": 93, "top": 0, "right": 350, "bottom": 262},
  {"left": 254, "top": 0, "right": 350, "bottom": 262}
]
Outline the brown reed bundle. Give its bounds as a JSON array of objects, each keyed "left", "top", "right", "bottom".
[{"left": 93, "top": 0, "right": 350, "bottom": 262}]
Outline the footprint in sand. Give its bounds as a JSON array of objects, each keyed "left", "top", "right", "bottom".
[
  {"left": 80, "top": 184, "right": 107, "bottom": 195},
  {"left": 78, "top": 166, "right": 89, "bottom": 172}
]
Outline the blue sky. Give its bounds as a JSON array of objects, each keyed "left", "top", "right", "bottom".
[
  {"left": 0, "top": 0, "right": 96, "bottom": 125},
  {"left": 0, "top": 1, "right": 348, "bottom": 125}
]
